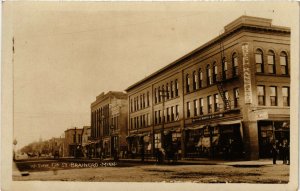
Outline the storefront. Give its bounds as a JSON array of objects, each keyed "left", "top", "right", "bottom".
[
  {"left": 258, "top": 120, "right": 290, "bottom": 158},
  {"left": 127, "top": 132, "right": 150, "bottom": 158}
]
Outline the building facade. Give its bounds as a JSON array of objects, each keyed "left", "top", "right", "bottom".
[
  {"left": 63, "top": 128, "right": 83, "bottom": 157},
  {"left": 81, "top": 126, "right": 91, "bottom": 157},
  {"left": 90, "top": 91, "right": 128, "bottom": 158},
  {"left": 125, "top": 16, "right": 290, "bottom": 160}
]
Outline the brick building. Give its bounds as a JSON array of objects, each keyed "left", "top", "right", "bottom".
[
  {"left": 63, "top": 128, "right": 83, "bottom": 157},
  {"left": 125, "top": 16, "right": 290, "bottom": 160},
  {"left": 90, "top": 91, "right": 128, "bottom": 158}
]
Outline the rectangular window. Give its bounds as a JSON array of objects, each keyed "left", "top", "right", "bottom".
[
  {"left": 199, "top": 98, "right": 204, "bottom": 115},
  {"left": 175, "top": 80, "right": 179, "bottom": 97},
  {"left": 268, "top": 55, "right": 275, "bottom": 74},
  {"left": 158, "top": 110, "right": 161, "bottom": 124},
  {"left": 147, "top": 113, "right": 151, "bottom": 126},
  {"left": 158, "top": 87, "right": 161, "bottom": 102},
  {"left": 257, "top": 86, "right": 265, "bottom": 106},
  {"left": 130, "top": 99, "right": 133, "bottom": 112},
  {"left": 155, "top": 111, "right": 158, "bottom": 125},
  {"left": 255, "top": 53, "right": 263, "bottom": 73},
  {"left": 175, "top": 105, "right": 179, "bottom": 120},
  {"left": 143, "top": 94, "right": 145, "bottom": 108},
  {"left": 282, "top": 87, "right": 290, "bottom": 106},
  {"left": 147, "top": 92, "right": 150, "bottom": 106},
  {"left": 171, "top": 106, "right": 174, "bottom": 121},
  {"left": 207, "top": 96, "right": 212, "bottom": 113},
  {"left": 166, "top": 84, "right": 170, "bottom": 99},
  {"left": 170, "top": 81, "right": 174, "bottom": 98},
  {"left": 214, "top": 94, "right": 219, "bottom": 112},
  {"left": 187, "top": 101, "right": 191, "bottom": 117},
  {"left": 194, "top": 99, "right": 198, "bottom": 116},
  {"left": 270, "top": 86, "right": 277, "bottom": 106},
  {"left": 233, "top": 88, "right": 239, "bottom": 108},
  {"left": 166, "top": 107, "right": 170, "bottom": 122},
  {"left": 154, "top": 89, "right": 157, "bottom": 103}
]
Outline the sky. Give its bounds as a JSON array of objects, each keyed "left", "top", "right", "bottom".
[{"left": 6, "top": 2, "right": 297, "bottom": 149}]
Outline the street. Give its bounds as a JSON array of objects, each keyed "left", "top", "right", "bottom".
[{"left": 13, "top": 159, "right": 289, "bottom": 183}]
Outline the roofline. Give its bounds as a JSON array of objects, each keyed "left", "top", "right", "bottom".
[{"left": 125, "top": 17, "right": 290, "bottom": 92}]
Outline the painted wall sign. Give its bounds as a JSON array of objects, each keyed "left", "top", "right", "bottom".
[
  {"left": 242, "top": 43, "right": 253, "bottom": 104},
  {"left": 192, "top": 113, "right": 224, "bottom": 123}
]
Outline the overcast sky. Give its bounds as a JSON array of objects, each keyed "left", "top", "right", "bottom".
[{"left": 8, "top": 2, "right": 297, "bottom": 149}]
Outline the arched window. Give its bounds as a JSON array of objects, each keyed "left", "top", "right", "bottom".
[
  {"left": 222, "top": 57, "right": 228, "bottom": 80},
  {"left": 255, "top": 49, "right": 264, "bottom": 73},
  {"left": 267, "top": 50, "right": 276, "bottom": 74},
  {"left": 232, "top": 53, "right": 238, "bottom": 77},
  {"left": 186, "top": 74, "right": 190, "bottom": 93},
  {"left": 198, "top": 68, "right": 203, "bottom": 88},
  {"left": 158, "top": 87, "right": 161, "bottom": 102},
  {"left": 193, "top": 71, "right": 197, "bottom": 90},
  {"left": 206, "top": 65, "right": 212, "bottom": 86},
  {"left": 213, "top": 62, "right": 218, "bottom": 83},
  {"left": 280, "top": 52, "right": 288, "bottom": 75}
]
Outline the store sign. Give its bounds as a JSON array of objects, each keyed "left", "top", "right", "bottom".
[
  {"left": 255, "top": 111, "right": 268, "bottom": 120},
  {"left": 192, "top": 113, "right": 224, "bottom": 123},
  {"left": 242, "top": 43, "right": 253, "bottom": 104}
]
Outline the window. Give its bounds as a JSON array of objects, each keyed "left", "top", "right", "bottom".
[
  {"left": 255, "top": 49, "right": 264, "bottom": 73},
  {"left": 140, "top": 95, "right": 143, "bottom": 109},
  {"left": 175, "top": 105, "right": 179, "bottom": 120},
  {"left": 198, "top": 69, "right": 203, "bottom": 88},
  {"left": 233, "top": 88, "right": 239, "bottom": 108},
  {"left": 147, "top": 114, "right": 151, "bottom": 126},
  {"left": 270, "top": 86, "right": 277, "bottom": 106},
  {"left": 158, "top": 110, "right": 161, "bottom": 124},
  {"left": 222, "top": 58, "right": 228, "bottom": 80},
  {"left": 206, "top": 65, "right": 212, "bottom": 85},
  {"left": 154, "top": 88, "right": 157, "bottom": 104},
  {"left": 130, "top": 118, "right": 133, "bottom": 130},
  {"left": 214, "top": 94, "right": 219, "bottom": 112},
  {"left": 73, "top": 134, "right": 76, "bottom": 143},
  {"left": 282, "top": 87, "right": 289, "bottom": 106},
  {"left": 130, "top": 99, "right": 133, "bottom": 112},
  {"left": 257, "top": 86, "right": 265, "bottom": 106},
  {"left": 137, "top": 117, "right": 139, "bottom": 128},
  {"left": 140, "top": 115, "right": 143, "bottom": 128},
  {"left": 187, "top": 102, "right": 191, "bottom": 118},
  {"left": 143, "top": 94, "right": 145, "bottom": 108},
  {"left": 175, "top": 79, "right": 179, "bottom": 97},
  {"left": 147, "top": 92, "right": 150, "bottom": 106},
  {"left": 232, "top": 53, "right": 238, "bottom": 77},
  {"left": 213, "top": 62, "right": 218, "bottom": 83},
  {"left": 207, "top": 96, "right": 212, "bottom": 113},
  {"left": 170, "top": 106, "right": 174, "bottom": 121},
  {"left": 155, "top": 133, "right": 161, "bottom": 148},
  {"left": 166, "top": 107, "right": 170, "bottom": 122},
  {"left": 186, "top": 74, "right": 190, "bottom": 93},
  {"left": 155, "top": 111, "right": 158, "bottom": 125},
  {"left": 267, "top": 50, "right": 276, "bottom": 74},
  {"left": 193, "top": 71, "right": 197, "bottom": 90},
  {"left": 166, "top": 83, "right": 169, "bottom": 99},
  {"left": 161, "top": 85, "right": 165, "bottom": 102},
  {"left": 199, "top": 98, "right": 204, "bottom": 115},
  {"left": 170, "top": 81, "right": 174, "bottom": 98},
  {"left": 158, "top": 87, "right": 161, "bottom": 102},
  {"left": 137, "top": 96, "right": 139, "bottom": 110},
  {"left": 194, "top": 99, "right": 198, "bottom": 116},
  {"left": 280, "top": 52, "right": 288, "bottom": 75}
]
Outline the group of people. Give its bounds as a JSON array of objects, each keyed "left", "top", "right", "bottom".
[{"left": 271, "top": 139, "right": 290, "bottom": 165}]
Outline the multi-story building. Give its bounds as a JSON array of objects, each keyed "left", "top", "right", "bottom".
[
  {"left": 125, "top": 16, "right": 290, "bottom": 160},
  {"left": 90, "top": 91, "right": 128, "bottom": 158},
  {"left": 63, "top": 128, "right": 83, "bottom": 157},
  {"left": 81, "top": 126, "right": 91, "bottom": 157}
]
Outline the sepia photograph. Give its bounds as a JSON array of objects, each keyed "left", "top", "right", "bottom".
[{"left": 1, "top": 1, "right": 299, "bottom": 191}]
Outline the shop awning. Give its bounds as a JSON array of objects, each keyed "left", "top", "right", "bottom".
[
  {"left": 186, "top": 124, "right": 206, "bottom": 130},
  {"left": 216, "top": 119, "right": 242, "bottom": 125}
]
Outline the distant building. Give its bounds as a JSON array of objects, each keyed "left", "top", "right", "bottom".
[
  {"left": 81, "top": 126, "right": 91, "bottom": 157},
  {"left": 90, "top": 91, "right": 128, "bottom": 158},
  {"left": 48, "top": 137, "right": 64, "bottom": 157},
  {"left": 125, "top": 16, "right": 290, "bottom": 160},
  {"left": 63, "top": 128, "right": 83, "bottom": 157}
]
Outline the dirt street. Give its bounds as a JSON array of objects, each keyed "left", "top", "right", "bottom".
[{"left": 13, "top": 162, "right": 289, "bottom": 183}]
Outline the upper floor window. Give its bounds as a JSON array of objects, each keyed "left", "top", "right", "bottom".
[
  {"left": 166, "top": 83, "right": 169, "bottom": 99},
  {"left": 130, "top": 99, "right": 133, "bottom": 112},
  {"left": 154, "top": 88, "right": 157, "bottom": 104},
  {"left": 170, "top": 81, "right": 174, "bottom": 98},
  {"left": 280, "top": 52, "right": 288, "bottom": 75},
  {"left": 161, "top": 85, "right": 165, "bottom": 101},
  {"left": 186, "top": 102, "right": 191, "bottom": 118},
  {"left": 232, "top": 53, "right": 239, "bottom": 77},
  {"left": 207, "top": 95, "right": 212, "bottom": 113},
  {"left": 267, "top": 50, "right": 276, "bottom": 74},
  {"left": 270, "top": 86, "right": 277, "bottom": 106},
  {"left": 214, "top": 94, "right": 219, "bottom": 112},
  {"left": 282, "top": 87, "right": 290, "bottom": 106},
  {"left": 222, "top": 58, "right": 228, "bottom": 80},
  {"left": 193, "top": 71, "right": 197, "bottom": 90},
  {"left": 199, "top": 98, "right": 204, "bottom": 115},
  {"left": 143, "top": 94, "right": 145, "bottom": 108},
  {"left": 175, "top": 105, "right": 179, "bottom": 120},
  {"left": 255, "top": 49, "right": 264, "bottom": 73},
  {"left": 213, "top": 62, "right": 218, "bottom": 83},
  {"left": 194, "top": 99, "right": 198, "bottom": 116},
  {"left": 158, "top": 87, "right": 161, "bottom": 102},
  {"left": 206, "top": 65, "right": 212, "bottom": 86},
  {"left": 166, "top": 107, "right": 170, "bottom": 122},
  {"left": 140, "top": 95, "right": 143, "bottom": 109},
  {"left": 171, "top": 106, "right": 174, "bottom": 121},
  {"left": 198, "top": 69, "right": 203, "bottom": 88},
  {"left": 257, "top": 86, "right": 265, "bottom": 106},
  {"left": 233, "top": 88, "right": 239, "bottom": 108},
  {"left": 186, "top": 74, "right": 190, "bottom": 93},
  {"left": 175, "top": 79, "right": 179, "bottom": 97},
  {"left": 147, "top": 92, "right": 150, "bottom": 106}
]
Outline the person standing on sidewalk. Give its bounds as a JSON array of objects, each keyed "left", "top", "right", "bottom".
[{"left": 271, "top": 143, "right": 279, "bottom": 164}]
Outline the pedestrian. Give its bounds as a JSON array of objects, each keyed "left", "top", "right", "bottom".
[
  {"left": 271, "top": 143, "right": 279, "bottom": 164},
  {"left": 282, "top": 140, "right": 288, "bottom": 164}
]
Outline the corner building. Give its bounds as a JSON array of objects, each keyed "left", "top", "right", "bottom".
[{"left": 126, "top": 16, "right": 290, "bottom": 160}]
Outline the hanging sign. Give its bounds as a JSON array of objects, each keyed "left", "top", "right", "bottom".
[{"left": 242, "top": 43, "right": 253, "bottom": 104}]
